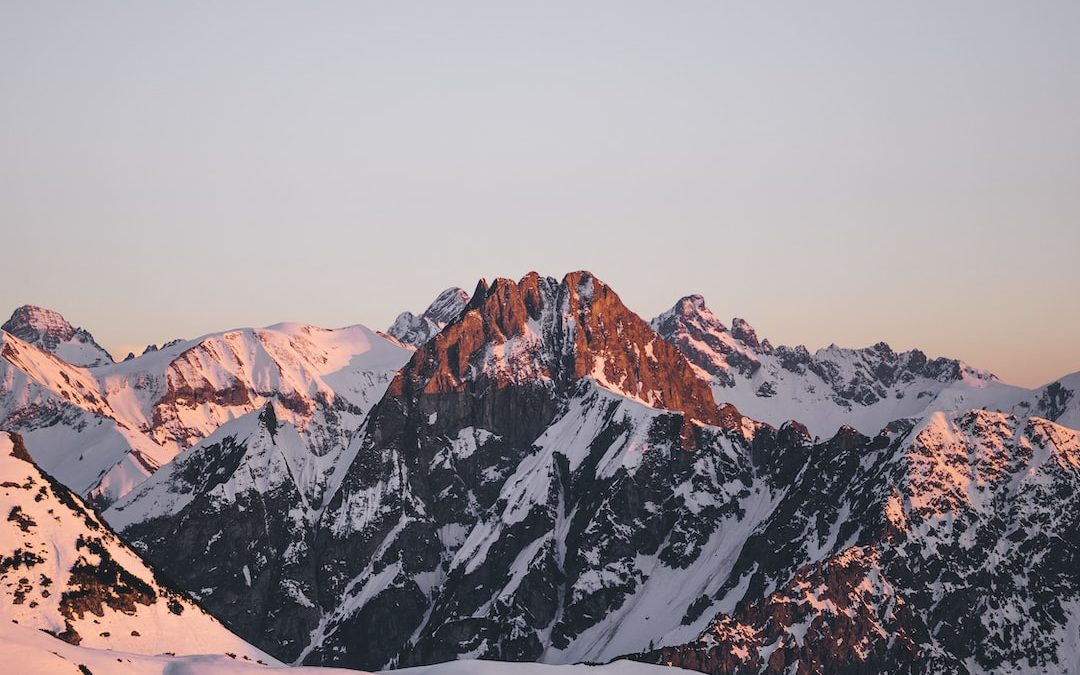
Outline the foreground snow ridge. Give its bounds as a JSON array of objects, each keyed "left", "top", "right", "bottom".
[
  {"left": 0, "top": 432, "right": 268, "bottom": 661},
  {"left": 0, "top": 621, "right": 691, "bottom": 675}
]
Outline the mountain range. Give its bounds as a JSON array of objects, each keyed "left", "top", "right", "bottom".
[{"left": 1, "top": 271, "right": 1078, "bottom": 674}]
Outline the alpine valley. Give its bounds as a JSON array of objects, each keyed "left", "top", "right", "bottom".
[{"left": 2, "top": 271, "right": 1078, "bottom": 675}]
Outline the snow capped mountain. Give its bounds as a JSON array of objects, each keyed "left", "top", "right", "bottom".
[
  {"left": 0, "top": 328, "right": 167, "bottom": 505},
  {"left": 0, "top": 313, "right": 411, "bottom": 506},
  {"left": 651, "top": 294, "right": 1038, "bottom": 438},
  {"left": 0, "top": 431, "right": 267, "bottom": 661},
  {"left": 95, "top": 272, "right": 1080, "bottom": 673},
  {"left": 110, "top": 272, "right": 752, "bottom": 670},
  {"left": 387, "top": 287, "right": 471, "bottom": 347},
  {"left": 306, "top": 378, "right": 756, "bottom": 669},
  {"left": 2, "top": 305, "right": 114, "bottom": 368},
  {"left": 94, "top": 321, "right": 409, "bottom": 457},
  {"left": 5, "top": 273, "right": 1080, "bottom": 674}
]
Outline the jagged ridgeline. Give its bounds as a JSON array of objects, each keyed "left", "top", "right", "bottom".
[{"left": 2, "top": 271, "right": 1079, "bottom": 674}]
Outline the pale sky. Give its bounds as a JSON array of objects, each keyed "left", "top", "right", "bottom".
[{"left": 1, "top": 2, "right": 1077, "bottom": 387}]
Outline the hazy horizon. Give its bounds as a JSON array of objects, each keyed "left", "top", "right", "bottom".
[{"left": 2, "top": 2, "right": 1078, "bottom": 388}]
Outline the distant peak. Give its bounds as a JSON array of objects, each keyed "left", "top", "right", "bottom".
[
  {"left": 486, "top": 276, "right": 521, "bottom": 296},
  {"left": 459, "top": 271, "right": 611, "bottom": 311},
  {"left": 422, "top": 287, "right": 470, "bottom": 322},
  {"left": 388, "top": 286, "right": 472, "bottom": 347},
  {"left": 649, "top": 294, "right": 731, "bottom": 350},
  {"left": 1, "top": 304, "right": 113, "bottom": 367},
  {"left": 871, "top": 341, "right": 894, "bottom": 355},
  {"left": 678, "top": 294, "right": 707, "bottom": 310},
  {"left": 672, "top": 294, "right": 715, "bottom": 321},
  {"left": 563, "top": 269, "right": 597, "bottom": 285},
  {"left": 3, "top": 304, "right": 76, "bottom": 338}
]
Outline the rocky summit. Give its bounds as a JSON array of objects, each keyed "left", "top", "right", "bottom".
[{"left": 2, "top": 305, "right": 114, "bottom": 368}]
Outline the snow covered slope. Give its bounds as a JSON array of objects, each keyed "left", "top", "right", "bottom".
[
  {"left": 107, "top": 403, "right": 338, "bottom": 531},
  {"left": 0, "top": 431, "right": 267, "bottom": 661},
  {"left": 651, "top": 294, "right": 1060, "bottom": 437},
  {"left": 0, "top": 312, "right": 411, "bottom": 505},
  {"left": 644, "top": 410, "right": 1080, "bottom": 674},
  {"left": 391, "top": 660, "right": 694, "bottom": 675},
  {"left": 95, "top": 322, "right": 409, "bottom": 454},
  {"left": 0, "top": 329, "right": 167, "bottom": 504},
  {"left": 2, "top": 305, "right": 114, "bottom": 368},
  {"left": 0, "top": 621, "right": 691, "bottom": 675},
  {"left": 105, "top": 404, "right": 333, "bottom": 661},
  {"left": 0, "top": 624, "right": 280, "bottom": 675},
  {"left": 1017, "top": 370, "right": 1080, "bottom": 432}
]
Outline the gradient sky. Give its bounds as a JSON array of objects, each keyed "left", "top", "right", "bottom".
[{"left": 1, "top": 2, "right": 1078, "bottom": 387}]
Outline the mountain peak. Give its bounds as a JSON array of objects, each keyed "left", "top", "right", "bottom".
[
  {"left": 465, "top": 277, "right": 490, "bottom": 310},
  {"left": 650, "top": 295, "right": 766, "bottom": 389},
  {"left": 652, "top": 294, "right": 726, "bottom": 335},
  {"left": 1, "top": 305, "right": 113, "bottom": 367},
  {"left": 391, "top": 271, "right": 734, "bottom": 432},
  {"left": 4, "top": 305, "right": 78, "bottom": 345},
  {"left": 677, "top": 293, "right": 709, "bottom": 314},
  {"left": 388, "top": 286, "right": 472, "bottom": 347},
  {"left": 424, "top": 287, "right": 470, "bottom": 322}
]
